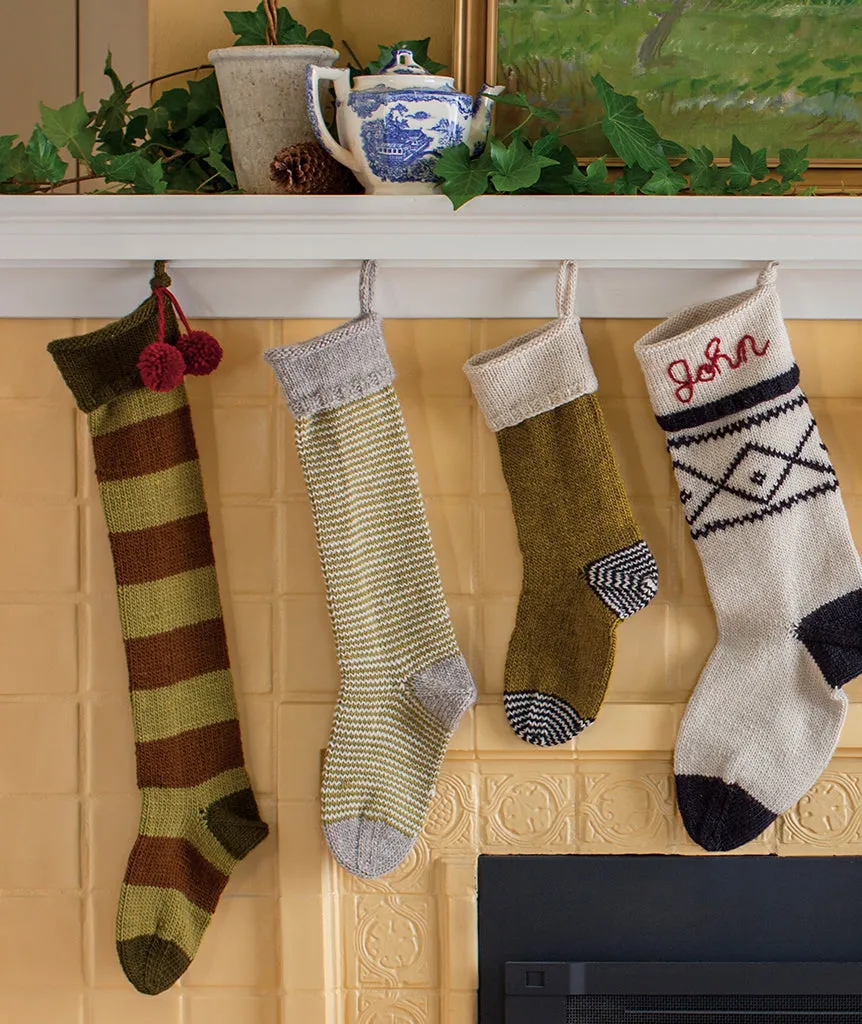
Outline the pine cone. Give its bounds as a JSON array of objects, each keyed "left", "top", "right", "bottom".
[{"left": 270, "top": 141, "right": 363, "bottom": 195}]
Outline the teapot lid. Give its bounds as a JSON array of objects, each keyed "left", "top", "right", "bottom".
[{"left": 354, "top": 48, "right": 456, "bottom": 92}]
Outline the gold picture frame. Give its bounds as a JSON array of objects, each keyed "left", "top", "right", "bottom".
[{"left": 454, "top": 0, "right": 862, "bottom": 181}]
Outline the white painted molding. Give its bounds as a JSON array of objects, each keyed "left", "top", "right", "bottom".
[{"left": 1, "top": 195, "right": 861, "bottom": 318}]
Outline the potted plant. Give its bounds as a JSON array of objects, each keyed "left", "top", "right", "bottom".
[{"left": 209, "top": 0, "right": 338, "bottom": 193}]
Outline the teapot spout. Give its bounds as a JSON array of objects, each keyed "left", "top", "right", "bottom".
[{"left": 467, "top": 84, "right": 505, "bottom": 156}]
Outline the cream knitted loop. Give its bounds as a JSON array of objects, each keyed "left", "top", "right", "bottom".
[
  {"left": 359, "top": 260, "right": 376, "bottom": 314},
  {"left": 556, "top": 260, "right": 578, "bottom": 318},
  {"left": 757, "top": 261, "right": 779, "bottom": 287}
]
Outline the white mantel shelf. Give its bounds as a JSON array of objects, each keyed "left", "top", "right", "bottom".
[{"left": 2, "top": 194, "right": 861, "bottom": 318}]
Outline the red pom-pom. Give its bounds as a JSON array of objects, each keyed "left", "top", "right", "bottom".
[
  {"left": 137, "top": 342, "right": 186, "bottom": 392},
  {"left": 175, "top": 330, "right": 223, "bottom": 376}
]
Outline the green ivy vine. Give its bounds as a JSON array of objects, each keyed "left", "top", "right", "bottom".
[{"left": 435, "top": 74, "right": 813, "bottom": 208}]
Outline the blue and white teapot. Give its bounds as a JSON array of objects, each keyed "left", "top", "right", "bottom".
[{"left": 306, "top": 49, "right": 503, "bottom": 195}]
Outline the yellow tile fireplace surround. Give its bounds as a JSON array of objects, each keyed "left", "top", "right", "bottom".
[{"left": 2, "top": 313, "right": 862, "bottom": 1024}]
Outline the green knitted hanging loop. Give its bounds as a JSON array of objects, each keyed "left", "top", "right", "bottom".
[{"left": 150, "top": 260, "right": 172, "bottom": 291}]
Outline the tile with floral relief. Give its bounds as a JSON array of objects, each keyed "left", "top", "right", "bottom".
[
  {"left": 340, "top": 836, "right": 432, "bottom": 897},
  {"left": 778, "top": 764, "right": 862, "bottom": 851},
  {"left": 479, "top": 761, "right": 577, "bottom": 851},
  {"left": 0, "top": 405, "right": 76, "bottom": 498},
  {"left": 348, "top": 990, "right": 438, "bottom": 1024},
  {"left": 577, "top": 760, "right": 674, "bottom": 851},
  {"left": 0, "top": 603, "right": 78, "bottom": 694},
  {"left": 343, "top": 893, "right": 437, "bottom": 989},
  {"left": 425, "top": 767, "right": 479, "bottom": 851}
]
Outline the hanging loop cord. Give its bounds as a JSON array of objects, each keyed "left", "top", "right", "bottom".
[
  {"left": 359, "top": 260, "right": 377, "bottom": 315},
  {"left": 757, "top": 261, "right": 779, "bottom": 287},
  {"left": 556, "top": 260, "right": 578, "bottom": 318},
  {"left": 138, "top": 261, "right": 223, "bottom": 392}
]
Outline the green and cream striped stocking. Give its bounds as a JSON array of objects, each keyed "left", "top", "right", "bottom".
[
  {"left": 49, "top": 274, "right": 268, "bottom": 995},
  {"left": 265, "top": 262, "right": 476, "bottom": 879}
]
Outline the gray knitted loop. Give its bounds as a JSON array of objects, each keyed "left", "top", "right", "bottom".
[
  {"left": 359, "top": 260, "right": 377, "bottom": 314},
  {"left": 556, "top": 260, "right": 578, "bottom": 318},
  {"left": 757, "top": 261, "right": 779, "bottom": 287}
]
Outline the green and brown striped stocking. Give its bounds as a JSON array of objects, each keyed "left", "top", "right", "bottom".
[{"left": 48, "top": 269, "right": 268, "bottom": 995}]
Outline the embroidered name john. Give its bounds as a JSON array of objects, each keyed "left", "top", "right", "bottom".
[{"left": 668, "top": 334, "right": 771, "bottom": 404}]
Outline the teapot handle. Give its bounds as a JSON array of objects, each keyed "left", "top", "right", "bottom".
[{"left": 305, "top": 65, "right": 360, "bottom": 173}]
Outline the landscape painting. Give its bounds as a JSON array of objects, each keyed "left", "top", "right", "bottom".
[{"left": 494, "top": 0, "right": 862, "bottom": 163}]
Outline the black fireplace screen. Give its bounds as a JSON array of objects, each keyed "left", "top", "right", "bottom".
[{"left": 478, "top": 855, "right": 862, "bottom": 1024}]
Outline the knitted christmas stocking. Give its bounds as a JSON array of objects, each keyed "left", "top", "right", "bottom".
[
  {"left": 464, "top": 262, "right": 658, "bottom": 746},
  {"left": 48, "top": 266, "right": 268, "bottom": 995},
  {"left": 636, "top": 262, "right": 862, "bottom": 852},
  {"left": 265, "top": 262, "right": 476, "bottom": 879}
]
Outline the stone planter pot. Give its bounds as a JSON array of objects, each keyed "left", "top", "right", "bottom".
[{"left": 209, "top": 45, "right": 339, "bottom": 194}]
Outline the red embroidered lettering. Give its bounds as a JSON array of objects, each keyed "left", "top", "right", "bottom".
[{"left": 667, "top": 334, "right": 771, "bottom": 404}]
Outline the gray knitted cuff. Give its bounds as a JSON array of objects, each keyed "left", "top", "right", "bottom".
[
  {"left": 264, "top": 313, "right": 395, "bottom": 418},
  {"left": 464, "top": 318, "right": 598, "bottom": 431}
]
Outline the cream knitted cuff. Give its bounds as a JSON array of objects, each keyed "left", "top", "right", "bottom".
[
  {"left": 264, "top": 313, "right": 394, "bottom": 419},
  {"left": 635, "top": 274, "right": 796, "bottom": 431},
  {"left": 464, "top": 318, "right": 598, "bottom": 432}
]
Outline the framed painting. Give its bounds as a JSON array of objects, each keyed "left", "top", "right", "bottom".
[{"left": 454, "top": 0, "right": 862, "bottom": 168}]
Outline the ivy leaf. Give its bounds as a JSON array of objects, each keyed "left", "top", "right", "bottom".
[
  {"left": 614, "top": 162, "right": 651, "bottom": 194},
  {"left": 435, "top": 142, "right": 491, "bottom": 209},
  {"left": 584, "top": 157, "right": 613, "bottom": 194},
  {"left": 660, "top": 137, "right": 687, "bottom": 159},
  {"left": 363, "top": 38, "right": 445, "bottom": 76},
  {"left": 591, "top": 74, "right": 670, "bottom": 172},
  {"left": 677, "top": 145, "right": 727, "bottom": 194},
  {"left": 306, "top": 28, "right": 334, "bottom": 47},
  {"left": 777, "top": 145, "right": 809, "bottom": 185},
  {"left": 186, "top": 126, "right": 236, "bottom": 187},
  {"left": 186, "top": 73, "right": 222, "bottom": 125},
  {"left": 94, "top": 52, "right": 134, "bottom": 154},
  {"left": 225, "top": 3, "right": 269, "bottom": 45},
  {"left": 727, "top": 134, "right": 768, "bottom": 191},
  {"left": 104, "top": 151, "right": 167, "bottom": 193},
  {"left": 747, "top": 178, "right": 783, "bottom": 195},
  {"left": 0, "top": 135, "right": 28, "bottom": 182},
  {"left": 25, "top": 126, "right": 68, "bottom": 183},
  {"left": 40, "top": 95, "right": 96, "bottom": 163},
  {"left": 490, "top": 135, "right": 555, "bottom": 193},
  {"left": 494, "top": 91, "right": 560, "bottom": 122},
  {"left": 642, "top": 165, "right": 687, "bottom": 195},
  {"left": 529, "top": 134, "right": 578, "bottom": 193}
]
